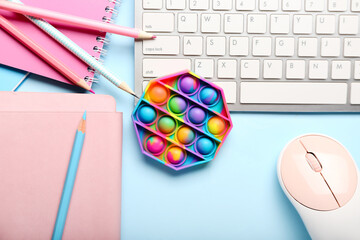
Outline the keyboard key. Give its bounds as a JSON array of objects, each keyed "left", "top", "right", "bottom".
[
  {"left": 339, "top": 15, "right": 359, "bottom": 35},
  {"left": 352, "top": 0, "right": 360, "bottom": 11},
  {"left": 213, "top": 82, "right": 237, "bottom": 103},
  {"left": 195, "top": 59, "right": 214, "bottom": 78},
  {"left": 218, "top": 59, "right": 237, "bottom": 78},
  {"left": 229, "top": 37, "right": 249, "bottom": 56},
  {"left": 350, "top": 83, "right": 360, "bottom": 104},
  {"left": 263, "top": 60, "right": 283, "bottom": 79},
  {"left": 143, "top": 0, "right": 162, "bottom": 9},
  {"left": 143, "top": 13, "right": 174, "bottom": 32},
  {"left": 224, "top": 14, "right": 244, "bottom": 33},
  {"left": 259, "top": 0, "right": 279, "bottom": 11},
  {"left": 282, "top": 0, "right": 301, "bottom": 11},
  {"left": 178, "top": 13, "right": 197, "bottom": 33},
  {"left": 316, "top": 15, "right": 336, "bottom": 34},
  {"left": 270, "top": 14, "right": 290, "bottom": 34},
  {"left": 355, "top": 61, "right": 360, "bottom": 79},
  {"left": 321, "top": 38, "right": 340, "bottom": 57},
  {"left": 275, "top": 37, "right": 295, "bottom": 56},
  {"left": 213, "top": 0, "right": 232, "bottom": 10},
  {"left": 143, "top": 59, "right": 191, "bottom": 77},
  {"left": 190, "top": 0, "right": 209, "bottom": 9},
  {"left": 309, "top": 60, "right": 328, "bottom": 79},
  {"left": 143, "top": 36, "right": 180, "bottom": 55},
  {"left": 206, "top": 37, "right": 226, "bottom": 55},
  {"left": 240, "top": 60, "right": 260, "bottom": 78},
  {"left": 201, "top": 14, "right": 221, "bottom": 33},
  {"left": 328, "top": 0, "right": 347, "bottom": 11},
  {"left": 247, "top": 14, "right": 267, "bottom": 33},
  {"left": 236, "top": 0, "right": 256, "bottom": 10},
  {"left": 240, "top": 82, "right": 347, "bottom": 104},
  {"left": 344, "top": 38, "right": 360, "bottom": 57},
  {"left": 293, "top": 15, "right": 313, "bottom": 34},
  {"left": 298, "top": 38, "right": 318, "bottom": 57},
  {"left": 332, "top": 61, "right": 351, "bottom": 79},
  {"left": 166, "top": 0, "right": 185, "bottom": 9},
  {"left": 184, "top": 36, "right": 203, "bottom": 55},
  {"left": 305, "top": 0, "right": 324, "bottom": 11},
  {"left": 286, "top": 60, "right": 305, "bottom": 79},
  {"left": 253, "top": 37, "right": 272, "bottom": 56}
]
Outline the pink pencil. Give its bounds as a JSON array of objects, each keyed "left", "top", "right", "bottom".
[
  {"left": 0, "top": 1, "right": 155, "bottom": 39},
  {"left": 0, "top": 14, "right": 94, "bottom": 93}
]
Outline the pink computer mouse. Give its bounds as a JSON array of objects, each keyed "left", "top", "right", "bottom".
[{"left": 277, "top": 134, "right": 360, "bottom": 240}]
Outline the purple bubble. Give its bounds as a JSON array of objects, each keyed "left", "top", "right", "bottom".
[
  {"left": 187, "top": 107, "right": 206, "bottom": 125},
  {"left": 178, "top": 75, "right": 200, "bottom": 95}
]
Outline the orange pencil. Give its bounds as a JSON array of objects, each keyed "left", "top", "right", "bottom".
[{"left": 0, "top": 14, "right": 94, "bottom": 93}]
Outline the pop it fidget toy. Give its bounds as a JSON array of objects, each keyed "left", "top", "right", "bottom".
[{"left": 132, "top": 70, "right": 233, "bottom": 170}]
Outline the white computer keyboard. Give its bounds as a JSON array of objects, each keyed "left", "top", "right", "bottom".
[{"left": 135, "top": 0, "right": 360, "bottom": 112}]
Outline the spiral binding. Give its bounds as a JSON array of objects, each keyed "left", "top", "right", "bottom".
[{"left": 85, "top": 0, "right": 117, "bottom": 83}]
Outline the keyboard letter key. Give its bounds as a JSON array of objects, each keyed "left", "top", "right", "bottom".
[
  {"left": 344, "top": 38, "right": 360, "bottom": 57},
  {"left": 247, "top": 14, "right": 267, "bottom": 33},
  {"left": 218, "top": 59, "right": 237, "bottom": 78},
  {"left": 224, "top": 14, "right": 244, "bottom": 33},
  {"left": 195, "top": 59, "right": 214, "bottom": 78},
  {"left": 286, "top": 60, "right": 305, "bottom": 79},
  {"left": 339, "top": 15, "right": 359, "bottom": 35},
  {"left": 309, "top": 60, "right": 328, "bottom": 79},
  {"left": 206, "top": 37, "right": 226, "bottom": 55},
  {"left": 229, "top": 37, "right": 249, "bottom": 56},
  {"left": 240, "top": 60, "right": 260, "bottom": 78},
  {"left": 184, "top": 36, "right": 203, "bottom": 55},
  {"left": 331, "top": 61, "right": 351, "bottom": 79},
  {"left": 178, "top": 13, "right": 198, "bottom": 33},
  {"left": 213, "top": 82, "right": 237, "bottom": 103},
  {"left": 201, "top": 14, "right": 221, "bottom": 33}
]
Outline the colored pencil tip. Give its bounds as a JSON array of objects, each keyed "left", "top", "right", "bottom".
[
  {"left": 152, "top": 35, "right": 157, "bottom": 39},
  {"left": 82, "top": 111, "right": 87, "bottom": 120},
  {"left": 89, "top": 89, "right": 95, "bottom": 94}
]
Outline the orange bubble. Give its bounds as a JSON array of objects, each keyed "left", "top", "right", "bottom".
[
  {"left": 207, "top": 116, "right": 226, "bottom": 135},
  {"left": 148, "top": 84, "right": 169, "bottom": 104}
]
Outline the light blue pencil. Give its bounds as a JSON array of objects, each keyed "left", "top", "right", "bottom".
[
  {"left": 8, "top": 0, "right": 136, "bottom": 97},
  {"left": 52, "top": 112, "right": 87, "bottom": 240}
]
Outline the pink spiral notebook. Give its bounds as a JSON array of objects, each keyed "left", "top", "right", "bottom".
[{"left": 0, "top": 0, "right": 115, "bottom": 85}]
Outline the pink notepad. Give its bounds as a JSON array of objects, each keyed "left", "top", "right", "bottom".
[
  {"left": 0, "top": 112, "right": 122, "bottom": 240},
  {"left": 0, "top": 92, "right": 121, "bottom": 239},
  {"left": 0, "top": 0, "right": 114, "bottom": 85}
]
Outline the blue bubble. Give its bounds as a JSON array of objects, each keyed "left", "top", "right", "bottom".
[
  {"left": 196, "top": 137, "right": 215, "bottom": 155},
  {"left": 138, "top": 105, "right": 157, "bottom": 124},
  {"left": 199, "top": 87, "right": 219, "bottom": 105}
]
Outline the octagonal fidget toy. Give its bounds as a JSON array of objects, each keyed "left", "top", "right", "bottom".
[{"left": 132, "top": 70, "right": 233, "bottom": 170}]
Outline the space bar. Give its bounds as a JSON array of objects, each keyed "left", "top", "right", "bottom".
[{"left": 240, "top": 82, "right": 347, "bottom": 104}]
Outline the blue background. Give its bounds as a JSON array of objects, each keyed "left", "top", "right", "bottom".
[{"left": 2, "top": 1, "right": 360, "bottom": 239}]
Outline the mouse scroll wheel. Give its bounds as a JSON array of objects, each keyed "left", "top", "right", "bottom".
[{"left": 305, "top": 152, "right": 323, "bottom": 172}]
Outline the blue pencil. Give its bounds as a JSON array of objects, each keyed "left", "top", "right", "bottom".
[{"left": 52, "top": 111, "right": 87, "bottom": 240}]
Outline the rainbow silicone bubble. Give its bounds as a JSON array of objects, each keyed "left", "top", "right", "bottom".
[
  {"left": 137, "top": 105, "right": 157, "bottom": 125},
  {"left": 157, "top": 116, "right": 176, "bottom": 135},
  {"left": 178, "top": 75, "right": 200, "bottom": 95},
  {"left": 199, "top": 87, "right": 219, "bottom": 106},
  {"left": 166, "top": 146, "right": 186, "bottom": 165},
  {"left": 148, "top": 83, "right": 169, "bottom": 105},
  {"left": 196, "top": 137, "right": 215, "bottom": 156},
  {"left": 168, "top": 95, "right": 188, "bottom": 114},
  {"left": 133, "top": 70, "right": 233, "bottom": 171},
  {"left": 207, "top": 116, "right": 226, "bottom": 136},
  {"left": 145, "top": 135, "right": 166, "bottom": 155},
  {"left": 177, "top": 126, "right": 196, "bottom": 145},
  {"left": 187, "top": 106, "right": 206, "bottom": 125}
]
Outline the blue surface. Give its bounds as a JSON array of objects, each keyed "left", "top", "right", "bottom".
[{"left": 2, "top": 1, "right": 360, "bottom": 239}]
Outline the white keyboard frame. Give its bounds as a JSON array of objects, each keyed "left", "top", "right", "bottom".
[{"left": 135, "top": 0, "right": 360, "bottom": 112}]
